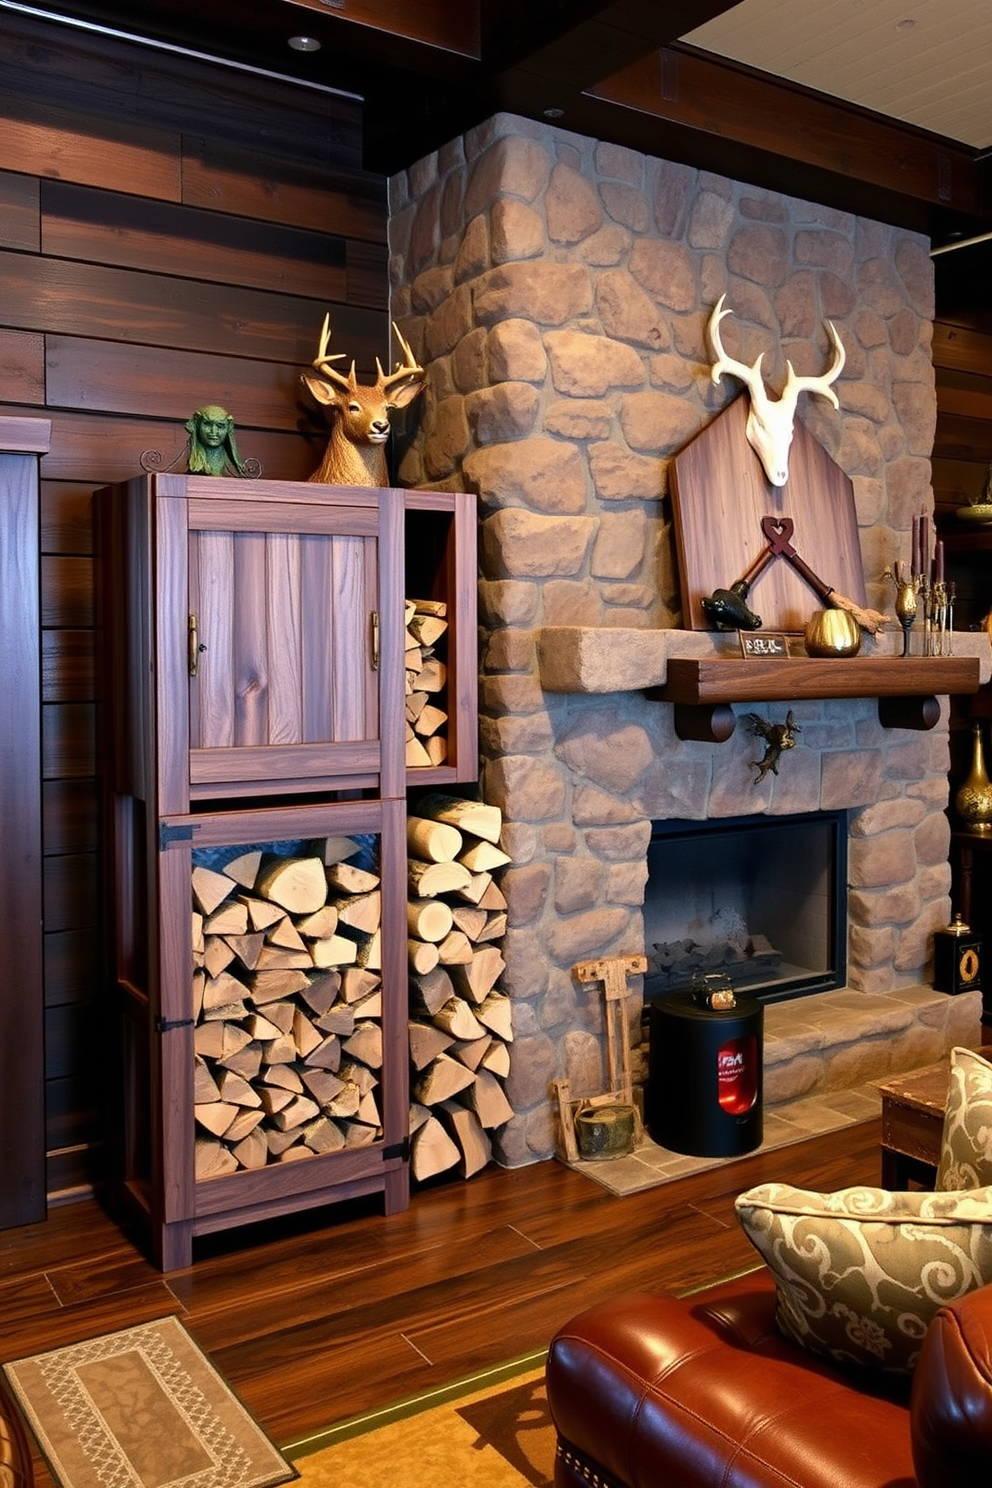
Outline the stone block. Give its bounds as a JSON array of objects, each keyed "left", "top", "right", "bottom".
[
  {"left": 502, "top": 862, "right": 551, "bottom": 925},
  {"left": 555, "top": 856, "right": 607, "bottom": 913},
  {"left": 546, "top": 162, "right": 603, "bottom": 244},
  {"left": 557, "top": 713, "right": 654, "bottom": 791},
  {"left": 542, "top": 580, "right": 604, "bottom": 626},
  {"left": 547, "top": 905, "right": 631, "bottom": 964},
  {"left": 576, "top": 224, "right": 632, "bottom": 265},
  {"left": 545, "top": 400, "right": 613, "bottom": 440},
  {"left": 503, "top": 1032, "right": 559, "bottom": 1110},
  {"left": 588, "top": 442, "right": 663, "bottom": 501},
  {"left": 488, "top": 318, "right": 548, "bottom": 382},
  {"left": 591, "top": 510, "right": 648, "bottom": 579},
  {"left": 629, "top": 238, "right": 696, "bottom": 311},
  {"left": 465, "top": 135, "right": 551, "bottom": 217},
  {"left": 619, "top": 390, "right": 702, "bottom": 454},
  {"left": 486, "top": 753, "right": 568, "bottom": 821},
  {"left": 466, "top": 382, "right": 540, "bottom": 442},
  {"left": 599, "top": 180, "right": 649, "bottom": 232},
  {"left": 545, "top": 329, "right": 645, "bottom": 396},
  {"left": 491, "top": 197, "right": 546, "bottom": 262},
  {"left": 478, "top": 578, "right": 540, "bottom": 626},
  {"left": 595, "top": 269, "right": 666, "bottom": 349},
  {"left": 474, "top": 261, "right": 593, "bottom": 325},
  {"left": 468, "top": 440, "right": 588, "bottom": 515}
]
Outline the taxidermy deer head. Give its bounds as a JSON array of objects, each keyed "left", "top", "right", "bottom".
[
  {"left": 302, "top": 315, "right": 426, "bottom": 486},
  {"left": 707, "top": 294, "right": 845, "bottom": 487}
]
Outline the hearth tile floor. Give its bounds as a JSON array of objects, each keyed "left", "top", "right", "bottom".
[{"left": 569, "top": 1080, "right": 884, "bottom": 1196}]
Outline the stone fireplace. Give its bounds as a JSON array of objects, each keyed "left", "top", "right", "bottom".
[{"left": 388, "top": 112, "right": 986, "bottom": 1166}]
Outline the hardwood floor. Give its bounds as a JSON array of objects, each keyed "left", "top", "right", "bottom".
[{"left": 1, "top": 1119, "right": 882, "bottom": 1480}]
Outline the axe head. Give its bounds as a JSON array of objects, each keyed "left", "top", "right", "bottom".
[{"left": 701, "top": 579, "right": 762, "bottom": 632}]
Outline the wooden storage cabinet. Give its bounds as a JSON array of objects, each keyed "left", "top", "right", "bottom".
[{"left": 100, "top": 476, "right": 477, "bottom": 1269}]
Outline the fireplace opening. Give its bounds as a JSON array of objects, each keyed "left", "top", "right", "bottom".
[{"left": 644, "top": 811, "right": 848, "bottom": 1004}]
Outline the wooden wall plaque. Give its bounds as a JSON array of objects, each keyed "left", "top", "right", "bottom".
[{"left": 670, "top": 394, "right": 867, "bottom": 632}]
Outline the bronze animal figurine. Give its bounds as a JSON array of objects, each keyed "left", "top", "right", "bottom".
[
  {"left": 745, "top": 710, "right": 801, "bottom": 783},
  {"left": 302, "top": 316, "right": 426, "bottom": 487}
]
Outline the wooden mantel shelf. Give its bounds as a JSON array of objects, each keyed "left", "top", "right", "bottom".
[
  {"left": 653, "top": 655, "right": 981, "bottom": 706},
  {"left": 535, "top": 625, "right": 991, "bottom": 742}
]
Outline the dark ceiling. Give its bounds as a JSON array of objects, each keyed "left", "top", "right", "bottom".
[{"left": 11, "top": 0, "right": 992, "bottom": 253}]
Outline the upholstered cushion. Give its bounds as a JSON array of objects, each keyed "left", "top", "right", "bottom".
[
  {"left": 936, "top": 1046, "right": 992, "bottom": 1191},
  {"left": 735, "top": 1182, "right": 992, "bottom": 1374}
]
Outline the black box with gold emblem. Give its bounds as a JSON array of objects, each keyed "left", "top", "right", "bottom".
[{"left": 933, "top": 915, "right": 982, "bottom": 995}]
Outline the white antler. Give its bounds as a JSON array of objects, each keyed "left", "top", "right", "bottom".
[{"left": 706, "top": 294, "right": 846, "bottom": 487}]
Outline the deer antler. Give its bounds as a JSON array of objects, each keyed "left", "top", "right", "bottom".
[
  {"left": 312, "top": 312, "right": 354, "bottom": 391},
  {"left": 375, "top": 322, "right": 425, "bottom": 398},
  {"left": 707, "top": 294, "right": 772, "bottom": 416},
  {"left": 780, "top": 320, "right": 846, "bottom": 410}
]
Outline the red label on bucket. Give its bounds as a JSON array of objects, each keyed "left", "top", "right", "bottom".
[{"left": 717, "top": 1035, "right": 757, "bottom": 1115}]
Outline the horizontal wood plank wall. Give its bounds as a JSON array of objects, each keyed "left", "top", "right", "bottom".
[{"left": 0, "top": 10, "right": 388, "bottom": 1201}]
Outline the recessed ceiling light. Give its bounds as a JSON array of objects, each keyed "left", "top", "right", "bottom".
[
  {"left": 543, "top": 107, "right": 564, "bottom": 119},
  {"left": 288, "top": 35, "right": 322, "bottom": 52},
  {"left": 895, "top": 17, "right": 916, "bottom": 33}
]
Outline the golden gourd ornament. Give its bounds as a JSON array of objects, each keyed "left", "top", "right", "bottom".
[{"left": 803, "top": 607, "right": 862, "bottom": 657}]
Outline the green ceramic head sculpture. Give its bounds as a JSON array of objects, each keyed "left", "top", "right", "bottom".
[{"left": 185, "top": 405, "right": 247, "bottom": 476}]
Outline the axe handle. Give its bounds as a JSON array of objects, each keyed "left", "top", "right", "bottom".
[{"left": 779, "top": 545, "right": 834, "bottom": 603}]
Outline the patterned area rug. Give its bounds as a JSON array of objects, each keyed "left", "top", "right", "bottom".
[
  {"left": 287, "top": 1356, "right": 553, "bottom": 1488},
  {"left": 2, "top": 1314, "right": 296, "bottom": 1488}
]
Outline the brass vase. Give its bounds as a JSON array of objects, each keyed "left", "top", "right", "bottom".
[
  {"left": 803, "top": 607, "right": 861, "bottom": 657},
  {"left": 955, "top": 722, "right": 992, "bottom": 834}
]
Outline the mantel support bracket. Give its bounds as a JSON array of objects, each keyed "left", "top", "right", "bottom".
[
  {"left": 649, "top": 694, "right": 943, "bottom": 742},
  {"left": 877, "top": 695, "right": 941, "bottom": 731}
]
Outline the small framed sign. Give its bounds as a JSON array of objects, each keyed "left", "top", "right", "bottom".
[{"left": 739, "top": 632, "right": 792, "bottom": 659}]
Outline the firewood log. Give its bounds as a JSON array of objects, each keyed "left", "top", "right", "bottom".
[
  {"left": 450, "top": 946, "right": 505, "bottom": 1005},
  {"left": 222, "top": 850, "right": 262, "bottom": 889},
  {"left": 407, "top": 816, "right": 462, "bottom": 863},
  {"left": 409, "top": 1101, "right": 432, "bottom": 1135},
  {"left": 293, "top": 1008, "right": 325, "bottom": 1059},
  {"left": 481, "top": 1039, "right": 510, "bottom": 1078},
  {"left": 217, "top": 1069, "right": 262, "bottom": 1107},
  {"left": 431, "top": 998, "right": 486, "bottom": 1041},
  {"left": 325, "top": 860, "right": 379, "bottom": 895},
  {"left": 413, "top": 703, "right": 447, "bottom": 738},
  {"left": 204, "top": 900, "right": 249, "bottom": 936},
  {"left": 304, "top": 1034, "right": 342, "bottom": 1071},
  {"left": 344, "top": 1123, "right": 377, "bottom": 1148},
  {"left": 449, "top": 1035, "right": 491, "bottom": 1071},
  {"left": 408, "top": 613, "right": 448, "bottom": 647},
  {"left": 407, "top": 897, "right": 454, "bottom": 943},
  {"left": 336, "top": 890, "right": 382, "bottom": 934},
  {"left": 438, "top": 1100, "right": 492, "bottom": 1179},
  {"left": 260, "top": 1032, "right": 297, "bottom": 1065},
  {"left": 475, "top": 911, "right": 508, "bottom": 944},
  {"left": 267, "top": 915, "right": 307, "bottom": 951},
  {"left": 408, "top": 938, "right": 440, "bottom": 975},
  {"left": 192, "top": 865, "right": 238, "bottom": 916},
  {"left": 200, "top": 997, "right": 249, "bottom": 1023},
  {"left": 453, "top": 871, "right": 492, "bottom": 905},
  {"left": 425, "top": 735, "right": 448, "bottom": 765},
  {"left": 351, "top": 987, "right": 382, "bottom": 1020},
  {"left": 341, "top": 967, "right": 381, "bottom": 1003},
  {"left": 254, "top": 944, "right": 312, "bottom": 970},
  {"left": 315, "top": 1003, "right": 356, "bottom": 1036},
  {"left": 300, "top": 1068, "right": 346, "bottom": 1105},
  {"left": 303, "top": 1115, "right": 346, "bottom": 1154},
  {"left": 476, "top": 992, "right": 513, "bottom": 1041},
  {"left": 450, "top": 905, "right": 488, "bottom": 941},
  {"left": 194, "top": 1059, "right": 221, "bottom": 1104},
  {"left": 192, "top": 968, "right": 206, "bottom": 1019},
  {"left": 437, "top": 929, "right": 473, "bottom": 965},
  {"left": 195, "top": 1137, "right": 239, "bottom": 1179},
  {"left": 192, "top": 911, "right": 204, "bottom": 952},
  {"left": 296, "top": 905, "right": 339, "bottom": 940},
  {"left": 251, "top": 968, "right": 311, "bottom": 1004},
  {"left": 414, "top": 793, "right": 502, "bottom": 844},
  {"left": 271, "top": 1094, "right": 320, "bottom": 1131},
  {"left": 299, "top": 971, "right": 342, "bottom": 1016},
  {"left": 411, "top": 597, "right": 447, "bottom": 618},
  {"left": 358, "top": 1088, "right": 381, "bottom": 1126},
  {"left": 195, "top": 1101, "right": 240, "bottom": 1137},
  {"left": 223, "top": 931, "right": 265, "bottom": 969},
  {"left": 202, "top": 969, "right": 251, "bottom": 1011},
  {"left": 256, "top": 855, "right": 328, "bottom": 915},
  {"left": 203, "top": 936, "right": 236, "bottom": 978},
  {"left": 417, "top": 658, "right": 446, "bottom": 694},
  {"left": 265, "top": 1127, "right": 302, "bottom": 1157},
  {"left": 354, "top": 927, "right": 381, "bottom": 970},
  {"left": 232, "top": 1128, "right": 269, "bottom": 1169},
  {"left": 322, "top": 835, "right": 361, "bottom": 865},
  {"left": 259, "top": 1063, "right": 303, "bottom": 1094},
  {"left": 261, "top": 1000, "right": 295, "bottom": 1035},
  {"left": 218, "top": 1043, "right": 263, "bottom": 1080},
  {"left": 408, "top": 1020, "right": 455, "bottom": 1071},
  {"left": 461, "top": 1067, "right": 515, "bottom": 1129},
  {"left": 410, "top": 965, "right": 455, "bottom": 1017},
  {"left": 338, "top": 1060, "right": 377, "bottom": 1096},
  {"left": 258, "top": 1085, "right": 294, "bottom": 1116},
  {"left": 406, "top": 691, "right": 429, "bottom": 723},
  {"left": 408, "top": 859, "right": 472, "bottom": 898},
  {"left": 342, "top": 1021, "right": 383, "bottom": 1069},
  {"left": 310, "top": 934, "right": 360, "bottom": 968},
  {"left": 458, "top": 840, "right": 511, "bottom": 873},
  {"left": 224, "top": 1107, "right": 265, "bottom": 1142},
  {"left": 245, "top": 1012, "right": 285, "bottom": 1042},
  {"left": 477, "top": 879, "right": 508, "bottom": 911},
  {"left": 411, "top": 1114, "right": 459, "bottom": 1181},
  {"left": 405, "top": 736, "right": 432, "bottom": 767},
  {"left": 413, "top": 1052, "right": 476, "bottom": 1104},
  {"left": 327, "top": 1083, "right": 361, "bottom": 1119},
  {"left": 240, "top": 895, "right": 286, "bottom": 932}
]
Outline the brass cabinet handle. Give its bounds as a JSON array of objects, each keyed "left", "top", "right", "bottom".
[
  {"left": 188, "top": 613, "right": 199, "bottom": 676},
  {"left": 370, "top": 609, "right": 380, "bottom": 671}
]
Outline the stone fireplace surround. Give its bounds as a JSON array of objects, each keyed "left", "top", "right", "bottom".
[{"left": 388, "top": 111, "right": 987, "bottom": 1167}]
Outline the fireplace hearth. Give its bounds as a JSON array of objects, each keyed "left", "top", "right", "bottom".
[{"left": 644, "top": 812, "right": 848, "bottom": 1005}]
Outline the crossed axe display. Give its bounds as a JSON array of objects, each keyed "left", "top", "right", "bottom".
[{"left": 702, "top": 515, "right": 887, "bottom": 635}]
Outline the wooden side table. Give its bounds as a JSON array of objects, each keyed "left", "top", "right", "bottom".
[{"left": 877, "top": 1047, "right": 992, "bottom": 1187}]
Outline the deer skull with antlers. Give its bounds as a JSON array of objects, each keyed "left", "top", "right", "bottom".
[
  {"left": 302, "top": 314, "right": 426, "bottom": 487},
  {"left": 707, "top": 294, "right": 846, "bottom": 488}
]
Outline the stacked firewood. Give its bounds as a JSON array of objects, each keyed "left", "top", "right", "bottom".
[
  {"left": 406, "top": 793, "right": 514, "bottom": 1183},
  {"left": 190, "top": 836, "right": 385, "bottom": 1179},
  {"left": 405, "top": 598, "right": 449, "bottom": 767}
]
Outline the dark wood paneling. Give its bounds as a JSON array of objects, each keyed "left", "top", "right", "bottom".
[
  {"left": 42, "top": 630, "right": 96, "bottom": 704},
  {"left": 42, "top": 702, "right": 96, "bottom": 780},
  {"left": 44, "top": 927, "right": 102, "bottom": 1008},
  {"left": 42, "top": 555, "right": 94, "bottom": 629},
  {"left": 42, "top": 182, "right": 350, "bottom": 299},
  {"left": 42, "top": 851, "right": 100, "bottom": 934},
  {"left": 40, "top": 482, "right": 95, "bottom": 556},
  {"left": 0, "top": 170, "right": 40, "bottom": 251},
  {"left": 46, "top": 336, "right": 315, "bottom": 430},
  {"left": 0, "top": 249, "right": 380, "bottom": 364},
  {"left": 180, "top": 139, "right": 386, "bottom": 243},
  {"left": 43, "top": 779, "right": 100, "bottom": 855},
  {"left": 0, "top": 328, "right": 45, "bottom": 403},
  {"left": 1, "top": 93, "right": 182, "bottom": 200}
]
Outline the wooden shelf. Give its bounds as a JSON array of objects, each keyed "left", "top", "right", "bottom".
[
  {"left": 652, "top": 655, "right": 981, "bottom": 706},
  {"left": 647, "top": 654, "right": 982, "bottom": 743}
]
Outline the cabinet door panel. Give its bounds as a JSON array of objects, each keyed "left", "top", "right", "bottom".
[{"left": 189, "top": 511, "right": 379, "bottom": 787}]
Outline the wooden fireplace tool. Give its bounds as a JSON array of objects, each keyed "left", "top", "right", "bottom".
[{"left": 554, "top": 954, "right": 647, "bottom": 1162}]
